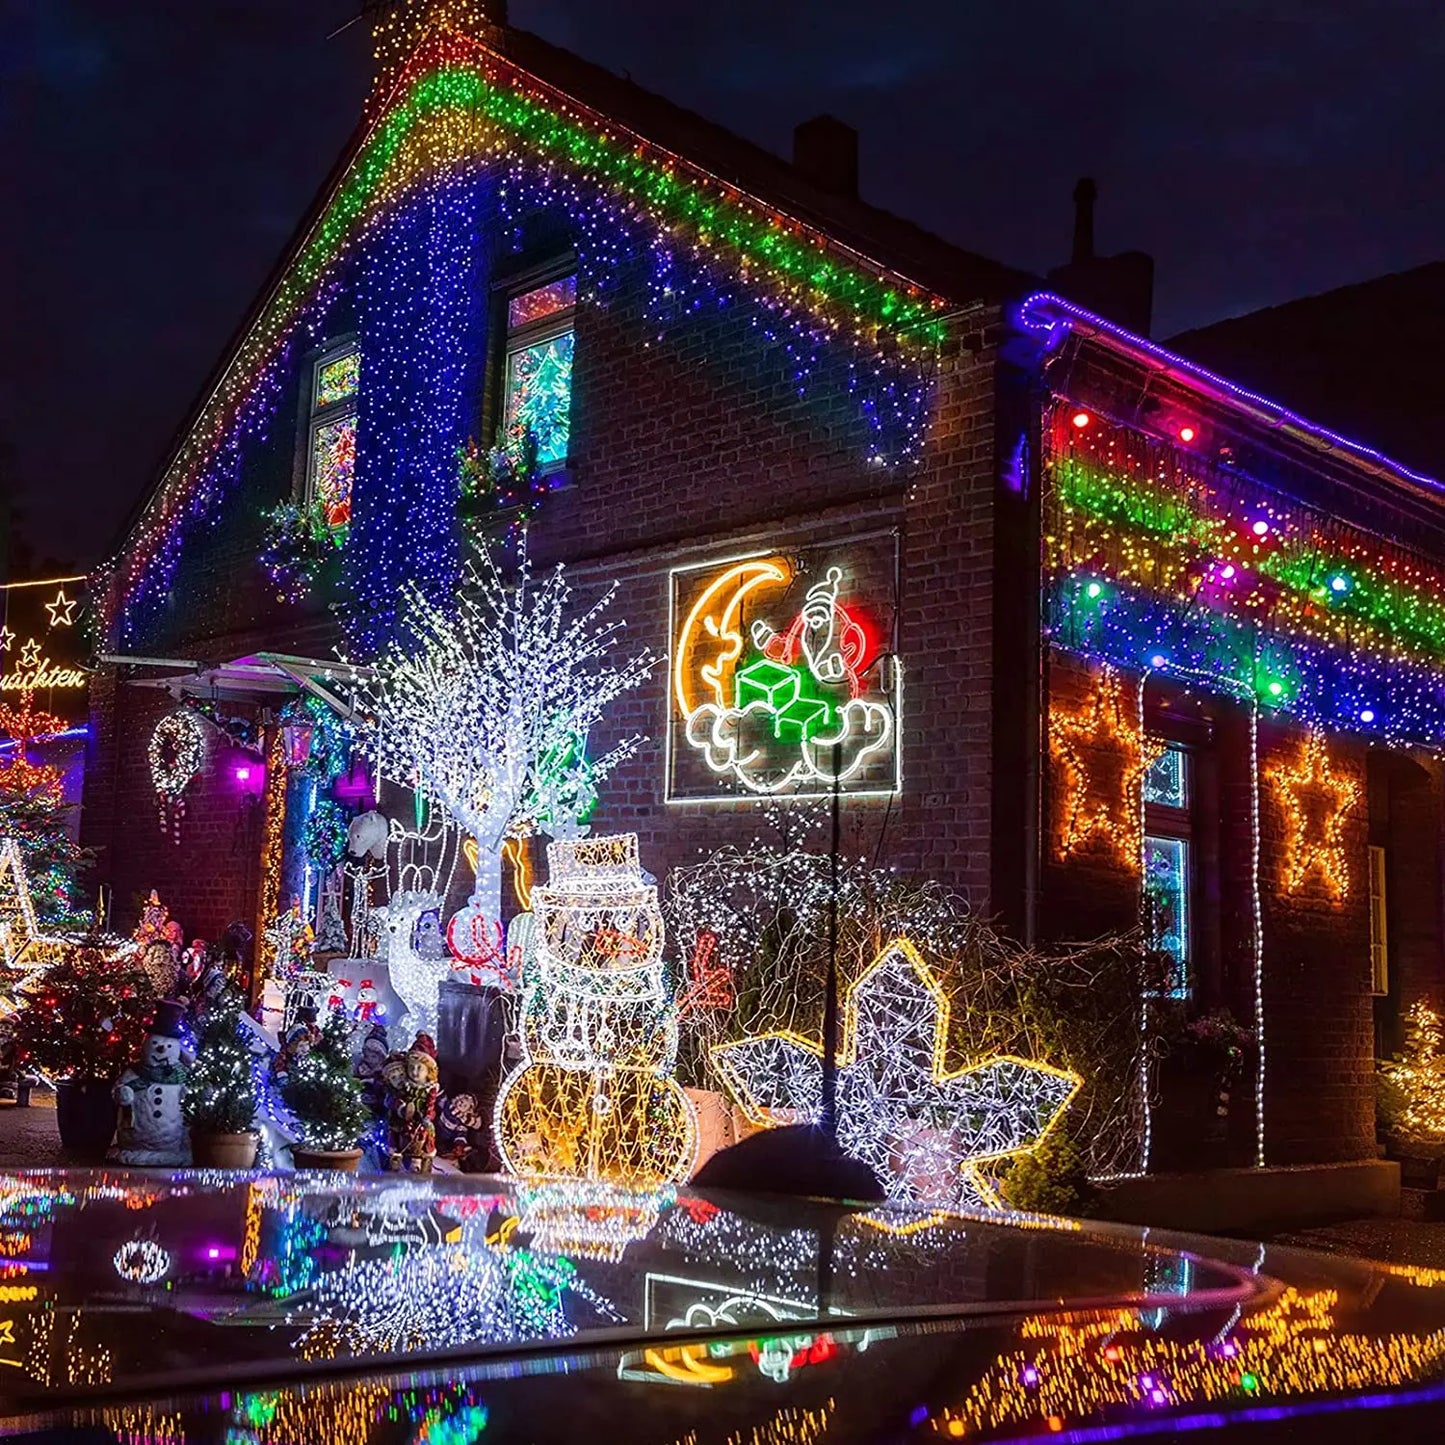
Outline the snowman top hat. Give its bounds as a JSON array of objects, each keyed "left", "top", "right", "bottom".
[{"left": 149, "top": 1000, "right": 188, "bottom": 1040}]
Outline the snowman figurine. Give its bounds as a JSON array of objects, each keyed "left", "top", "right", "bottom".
[{"left": 110, "top": 1001, "right": 194, "bottom": 1166}]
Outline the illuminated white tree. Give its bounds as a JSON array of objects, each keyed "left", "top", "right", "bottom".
[{"left": 363, "top": 543, "right": 656, "bottom": 926}]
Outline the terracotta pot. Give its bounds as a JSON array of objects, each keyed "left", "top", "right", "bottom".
[
  {"left": 292, "top": 1145, "right": 363, "bottom": 1172},
  {"left": 55, "top": 1079, "right": 118, "bottom": 1160},
  {"left": 190, "top": 1130, "right": 260, "bottom": 1169}
]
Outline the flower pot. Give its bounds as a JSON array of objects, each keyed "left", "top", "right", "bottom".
[
  {"left": 190, "top": 1130, "right": 260, "bottom": 1169},
  {"left": 291, "top": 1145, "right": 363, "bottom": 1172},
  {"left": 55, "top": 1079, "right": 118, "bottom": 1160}
]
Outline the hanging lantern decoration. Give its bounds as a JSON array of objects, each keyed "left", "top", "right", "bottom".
[
  {"left": 281, "top": 716, "right": 314, "bottom": 770},
  {"left": 148, "top": 711, "right": 206, "bottom": 840}
]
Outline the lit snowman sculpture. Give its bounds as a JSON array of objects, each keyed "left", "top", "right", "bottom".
[
  {"left": 111, "top": 1000, "right": 194, "bottom": 1166},
  {"left": 494, "top": 833, "right": 698, "bottom": 1188}
]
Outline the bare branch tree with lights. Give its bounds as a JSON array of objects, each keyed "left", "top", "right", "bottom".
[{"left": 361, "top": 541, "right": 657, "bottom": 931}]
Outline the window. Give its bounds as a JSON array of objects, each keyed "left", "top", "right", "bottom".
[
  {"left": 1369, "top": 844, "right": 1389, "bottom": 995},
  {"left": 502, "top": 274, "right": 576, "bottom": 469},
  {"left": 1143, "top": 741, "right": 1192, "bottom": 996},
  {"left": 306, "top": 343, "right": 359, "bottom": 536}
]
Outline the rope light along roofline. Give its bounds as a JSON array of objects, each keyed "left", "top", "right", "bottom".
[
  {"left": 1017, "top": 290, "right": 1445, "bottom": 499},
  {"left": 105, "top": 14, "right": 950, "bottom": 627}
]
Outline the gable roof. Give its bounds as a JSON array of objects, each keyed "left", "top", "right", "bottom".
[{"left": 101, "top": 4, "right": 1032, "bottom": 638}]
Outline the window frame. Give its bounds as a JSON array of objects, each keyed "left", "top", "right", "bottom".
[
  {"left": 1143, "top": 738, "right": 1195, "bottom": 998},
  {"left": 1368, "top": 843, "right": 1389, "bottom": 997},
  {"left": 304, "top": 338, "right": 360, "bottom": 529},
  {"left": 499, "top": 267, "right": 577, "bottom": 476}
]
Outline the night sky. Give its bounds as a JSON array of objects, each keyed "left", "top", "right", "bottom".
[{"left": 7, "top": 0, "right": 1444, "bottom": 572}]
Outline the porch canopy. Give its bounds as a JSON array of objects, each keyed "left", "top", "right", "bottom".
[{"left": 98, "top": 650, "right": 373, "bottom": 721}]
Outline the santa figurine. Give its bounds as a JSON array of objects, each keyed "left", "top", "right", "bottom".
[
  {"left": 110, "top": 1001, "right": 194, "bottom": 1166},
  {"left": 380, "top": 1033, "right": 440, "bottom": 1172}
]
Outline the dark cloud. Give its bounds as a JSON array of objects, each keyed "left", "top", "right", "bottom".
[{"left": 5, "top": 0, "right": 1441, "bottom": 569}]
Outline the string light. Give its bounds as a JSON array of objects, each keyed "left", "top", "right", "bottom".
[
  {"left": 112, "top": 1239, "right": 171, "bottom": 1285},
  {"left": 671, "top": 554, "right": 901, "bottom": 799},
  {"left": 495, "top": 834, "right": 699, "bottom": 1188},
  {"left": 253, "top": 730, "right": 289, "bottom": 981},
  {"left": 711, "top": 938, "right": 1081, "bottom": 1207},
  {"left": 1048, "top": 664, "right": 1155, "bottom": 863},
  {"left": 146, "top": 710, "right": 205, "bottom": 838},
  {"left": 1266, "top": 731, "right": 1360, "bottom": 900},
  {"left": 103, "top": 0, "right": 944, "bottom": 641},
  {"left": 1380, "top": 1003, "right": 1445, "bottom": 1142}
]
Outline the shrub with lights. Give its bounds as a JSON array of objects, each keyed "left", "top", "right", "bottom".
[
  {"left": 12, "top": 949, "right": 158, "bottom": 1083},
  {"left": 1379, "top": 1003, "right": 1445, "bottom": 1152},
  {"left": 280, "top": 1013, "right": 371, "bottom": 1154},
  {"left": 183, "top": 988, "right": 258, "bottom": 1136}
]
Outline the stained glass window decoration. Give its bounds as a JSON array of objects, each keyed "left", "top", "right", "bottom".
[
  {"left": 311, "top": 415, "right": 356, "bottom": 534},
  {"left": 1143, "top": 742, "right": 1188, "bottom": 809},
  {"left": 315, "top": 349, "right": 360, "bottom": 408},
  {"left": 504, "top": 330, "right": 574, "bottom": 469},
  {"left": 1143, "top": 834, "right": 1190, "bottom": 995},
  {"left": 507, "top": 275, "right": 577, "bottom": 330}
]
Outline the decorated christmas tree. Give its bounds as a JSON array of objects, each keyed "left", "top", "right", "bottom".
[
  {"left": 184, "top": 988, "right": 258, "bottom": 1135},
  {"left": 1381, "top": 1002, "right": 1445, "bottom": 1145},
  {"left": 280, "top": 1013, "right": 371, "bottom": 1152},
  {"left": 12, "top": 948, "right": 158, "bottom": 1083},
  {"left": 0, "top": 689, "right": 93, "bottom": 932}
]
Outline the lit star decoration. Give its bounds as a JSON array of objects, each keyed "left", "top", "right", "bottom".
[
  {"left": 0, "top": 628, "right": 12, "bottom": 654},
  {"left": 1267, "top": 732, "right": 1360, "bottom": 899},
  {"left": 710, "top": 938, "right": 1081, "bottom": 1208},
  {"left": 101, "top": 0, "right": 946, "bottom": 643},
  {"left": 1048, "top": 665, "right": 1153, "bottom": 864},
  {"left": 17, "top": 640, "right": 40, "bottom": 671},
  {"left": 43, "top": 589, "right": 77, "bottom": 628}
]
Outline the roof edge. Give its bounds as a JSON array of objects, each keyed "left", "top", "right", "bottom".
[{"left": 1017, "top": 291, "right": 1445, "bottom": 505}]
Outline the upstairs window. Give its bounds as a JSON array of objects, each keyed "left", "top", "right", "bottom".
[
  {"left": 307, "top": 343, "right": 359, "bottom": 536},
  {"left": 1143, "top": 740, "right": 1192, "bottom": 997},
  {"left": 503, "top": 274, "right": 575, "bottom": 470}
]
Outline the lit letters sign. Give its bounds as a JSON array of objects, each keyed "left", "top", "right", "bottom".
[
  {"left": 667, "top": 542, "right": 902, "bottom": 801},
  {"left": 0, "top": 577, "right": 89, "bottom": 725}
]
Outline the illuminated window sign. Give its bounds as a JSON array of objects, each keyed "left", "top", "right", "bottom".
[{"left": 667, "top": 541, "right": 902, "bottom": 802}]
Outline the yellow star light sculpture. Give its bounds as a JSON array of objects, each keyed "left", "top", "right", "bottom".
[
  {"left": 1049, "top": 666, "right": 1154, "bottom": 863},
  {"left": 1268, "top": 731, "right": 1360, "bottom": 899},
  {"left": 710, "top": 938, "right": 1081, "bottom": 1209}
]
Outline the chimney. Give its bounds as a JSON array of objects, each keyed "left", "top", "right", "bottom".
[
  {"left": 1047, "top": 176, "right": 1155, "bottom": 336},
  {"left": 1071, "top": 176, "right": 1096, "bottom": 265},
  {"left": 792, "top": 115, "right": 858, "bottom": 199}
]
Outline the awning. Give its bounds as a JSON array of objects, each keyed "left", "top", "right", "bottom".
[{"left": 99, "top": 650, "right": 374, "bottom": 721}]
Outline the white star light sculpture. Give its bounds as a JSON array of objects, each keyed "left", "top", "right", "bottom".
[
  {"left": 44, "top": 589, "right": 78, "bottom": 628},
  {"left": 710, "top": 938, "right": 1082, "bottom": 1209}
]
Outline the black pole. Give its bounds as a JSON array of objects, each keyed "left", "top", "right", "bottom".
[{"left": 821, "top": 739, "right": 842, "bottom": 1142}]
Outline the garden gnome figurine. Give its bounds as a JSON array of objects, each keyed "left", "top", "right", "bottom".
[
  {"left": 111, "top": 1000, "right": 194, "bottom": 1165},
  {"left": 381, "top": 1033, "right": 440, "bottom": 1172}
]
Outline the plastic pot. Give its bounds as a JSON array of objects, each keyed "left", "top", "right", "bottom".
[
  {"left": 291, "top": 1145, "right": 363, "bottom": 1171},
  {"left": 190, "top": 1130, "right": 260, "bottom": 1169},
  {"left": 55, "top": 1079, "right": 118, "bottom": 1160}
]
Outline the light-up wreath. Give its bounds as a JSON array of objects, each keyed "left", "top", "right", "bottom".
[{"left": 148, "top": 710, "right": 206, "bottom": 839}]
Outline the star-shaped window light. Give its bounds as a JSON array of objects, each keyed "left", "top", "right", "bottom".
[{"left": 711, "top": 938, "right": 1081, "bottom": 1209}]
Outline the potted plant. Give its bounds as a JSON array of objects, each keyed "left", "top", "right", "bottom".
[
  {"left": 280, "top": 1013, "right": 371, "bottom": 1170},
  {"left": 184, "top": 987, "right": 260, "bottom": 1167},
  {"left": 12, "top": 947, "right": 157, "bottom": 1159}
]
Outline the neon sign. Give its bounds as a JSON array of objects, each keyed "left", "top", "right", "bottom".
[
  {"left": 0, "top": 578, "right": 89, "bottom": 723},
  {"left": 668, "top": 546, "right": 902, "bottom": 801}
]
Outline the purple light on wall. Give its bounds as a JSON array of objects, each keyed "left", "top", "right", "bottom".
[{"left": 230, "top": 755, "right": 266, "bottom": 798}]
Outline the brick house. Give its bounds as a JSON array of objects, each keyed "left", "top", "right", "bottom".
[{"left": 82, "top": 0, "right": 1445, "bottom": 1176}]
